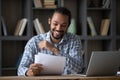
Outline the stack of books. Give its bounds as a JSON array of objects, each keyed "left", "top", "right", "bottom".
[
  {"left": 43, "top": 0, "right": 57, "bottom": 8},
  {"left": 33, "top": 0, "right": 57, "bottom": 8}
]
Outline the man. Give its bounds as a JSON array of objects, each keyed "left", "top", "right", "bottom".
[{"left": 18, "top": 7, "right": 83, "bottom": 76}]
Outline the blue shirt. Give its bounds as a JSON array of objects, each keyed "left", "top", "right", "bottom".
[{"left": 17, "top": 31, "right": 83, "bottom": 76}]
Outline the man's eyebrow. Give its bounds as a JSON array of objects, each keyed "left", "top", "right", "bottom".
[
  {"left": 53, "top": 21, "right": 57, "bottom": 23},
  {"left": 52, "top": 20, "right": 67, "bottom": 25}
]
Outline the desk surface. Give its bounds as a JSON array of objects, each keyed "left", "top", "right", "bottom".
[{"left": 0, "top": 75, "right": 120, "bottom": 80}]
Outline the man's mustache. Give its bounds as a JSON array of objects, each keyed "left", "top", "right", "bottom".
[{"left": 55, "top": 30, "right": 64, "bottom": 33}]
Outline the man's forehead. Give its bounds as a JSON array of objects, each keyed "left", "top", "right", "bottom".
[
  {"left": 51, "top": 13, "right": 69, "bottom": 23},
  {"left": 52, "top": 12, "right": 68, "bottom": 18}
]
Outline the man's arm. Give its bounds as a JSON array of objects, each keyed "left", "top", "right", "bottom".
[
  {"left": 17, "top": 37, "right": 38, "bottom": 76},
  {"left": 60, "top": 37, "right": 83, "bottom": 74}
]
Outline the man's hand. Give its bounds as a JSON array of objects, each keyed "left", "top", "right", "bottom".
[
  {"left": 26, "top": 63, "right": 43, "bottom": 76},
  {"left": 38, "top": 40, "right": 59, "bottom": 55}
]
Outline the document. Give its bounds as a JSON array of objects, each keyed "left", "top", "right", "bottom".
[
  {"left": 34, "top": 52, "right": 66, "bottom": 75},
  {"left": 117, "top": 71, "right": 120, "bottom": 75}
]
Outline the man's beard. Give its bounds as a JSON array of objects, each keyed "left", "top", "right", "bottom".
[{"left": 51, "top": 30, "right": 64, "bottom": 40}]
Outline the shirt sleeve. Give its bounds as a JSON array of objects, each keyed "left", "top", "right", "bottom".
[
  {"left": 60, "top": 37, "right": 83, "bottom": 74},
  {"left": 17, "top": 38, "right": 37, "bottom": 76}
]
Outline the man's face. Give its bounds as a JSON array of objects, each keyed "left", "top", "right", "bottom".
[{"left": 49, "top": 12, "right": 69, "bottom": 40}]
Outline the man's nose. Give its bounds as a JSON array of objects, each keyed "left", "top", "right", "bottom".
[{"left": 56, "top": 25, "right": 62, "bottom": 30}]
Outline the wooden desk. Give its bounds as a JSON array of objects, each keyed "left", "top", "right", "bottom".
[{"left": 0, "top": 75, "right": 120, "bottom": 80}]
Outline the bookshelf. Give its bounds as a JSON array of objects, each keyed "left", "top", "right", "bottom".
[
  {"left": 84, "top": 0, "right": 117, "bottom": 68},
  {"left": 62, "top": 0, "right": 119, "bottom": 70},
  {"left": 0, "top": 0, "right": 63, "bottom": 76},
  {"left": 0, "top": 0, "right": 30, "bottom": 76},
  {"left": 0, "top": 0, "right": 120, "bottom": 76}
]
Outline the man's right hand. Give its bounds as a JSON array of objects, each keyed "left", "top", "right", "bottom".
[
  {"left": 38, "top": 40, "right": 59, "bottom": 55},
  {"left": 26, "top": 63, "right": 43, "bottom": 76}
]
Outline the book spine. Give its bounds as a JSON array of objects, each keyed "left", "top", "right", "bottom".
[
  {"left": 87, "top": 17, "right": 97, "bottom": 36},
  {"left": 18, "top": 18, "right": 28, "bottom": 36},
  {"left": 1, "top": 16, "right": 8, "bottom": 36},
  {"left": 100, "top": 19, "right": 110, "bottom": 36},
  {"left": 33, "top": 19, "right": 41, "bottom": 35},
  {"left": 35, "top": 18, "right": 45, "bottom": 34},
  {"left": 33, "top": 0, "right": 43, "bottom": 8},
  {"left": 14, "top": 20, "right": 21, "bottom": 36}
]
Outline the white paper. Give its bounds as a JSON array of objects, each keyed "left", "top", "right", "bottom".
[
  {"left": 34, "top": 52, "right": 66, "bottom": 75},
  {"left": 117, "top": 71, "right": 120, "bottom": 75}
]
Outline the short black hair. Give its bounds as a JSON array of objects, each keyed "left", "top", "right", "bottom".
[{"left": 52, "top": 7, "right": 71, "bottom": 25}]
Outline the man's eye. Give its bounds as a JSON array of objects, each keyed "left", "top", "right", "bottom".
[
  {"left": 53, "top": 23, "right": 58, "bottom": 26},
  {"left": 62, "top": 25, "right": 67, "bottom": 28}
]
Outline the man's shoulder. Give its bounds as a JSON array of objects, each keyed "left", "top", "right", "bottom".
[
  {"left": 29, "top": 32, "right": 48, "bottom": 42},
  {"left": 66, "top": 33, "right": 80, "bottom": 40}
]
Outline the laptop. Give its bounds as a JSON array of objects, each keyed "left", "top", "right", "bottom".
[{"left": 80, "top": 51, "right": 120, "bottom": 76}]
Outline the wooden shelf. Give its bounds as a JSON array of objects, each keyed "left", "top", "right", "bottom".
[
  {"left": 32, "top": 7, "right": 56, "bottom": 10},
  {"left": 2, "top": 67, "right": 17, "bottom": 71},
  {"left": 87, "top": 8, "right": 111, "bottom": 10},
  {"left": 86, "top": 36, "right": 112, "bottom": 40},
  {"left": 0, "top": 36, "right": 30, "bottom": 41}
]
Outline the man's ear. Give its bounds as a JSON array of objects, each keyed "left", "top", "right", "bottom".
[{"left": 48, "top": 18, "right": 51, "bottom": 24}]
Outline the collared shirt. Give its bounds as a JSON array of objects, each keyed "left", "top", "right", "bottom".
[{"left": 17, "top": 31, "right": 83, "bottom": 76}]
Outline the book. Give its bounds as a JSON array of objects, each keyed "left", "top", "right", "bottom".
[
  {"left": 14, "top": 20, "right": 21, "bottom": 36},
  {"left": 100, "top": 19, "right": 110, "bottom": 36},
  {"left": 67, "top": 18, "right": 76, "bottom": 34},
  {"left": 102, "top": 0, "right": 111, "bottom": 8},
  {"left": 43, "top": 5, "right": 57, "bottom": 8},
  {"left": 14, "top": 18, "right": 27, "bottom": 36},
  {"left": 33, "top": 18, "right": 45, "bottom": 35},
  {"left": 33, "top": 0, "right": 43, "bottom": 8},
  {"left": 1, "top": 16, "right": 8, "bottom": 36},
  {"left": 33, "top": 19, "right": 41, "bottom": 34},
  {"left": 87, "top": 17, "right": 97, "bottom": 36},
  {"left": 18, "top": 18, "right": 28, "bottom": 36}
]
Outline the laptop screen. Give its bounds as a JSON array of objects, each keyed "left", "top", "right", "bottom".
[{"left": 86, "top": 51, "right": 120, "bottom": 76}]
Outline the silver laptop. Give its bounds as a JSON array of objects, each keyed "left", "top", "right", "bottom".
[{"left": 81, "top": 51, "right": 120, "bottom": 76}]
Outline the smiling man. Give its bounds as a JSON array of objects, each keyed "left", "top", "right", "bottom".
[{"left": 18, "top": 7, "right": 83, "bottom": 76}]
